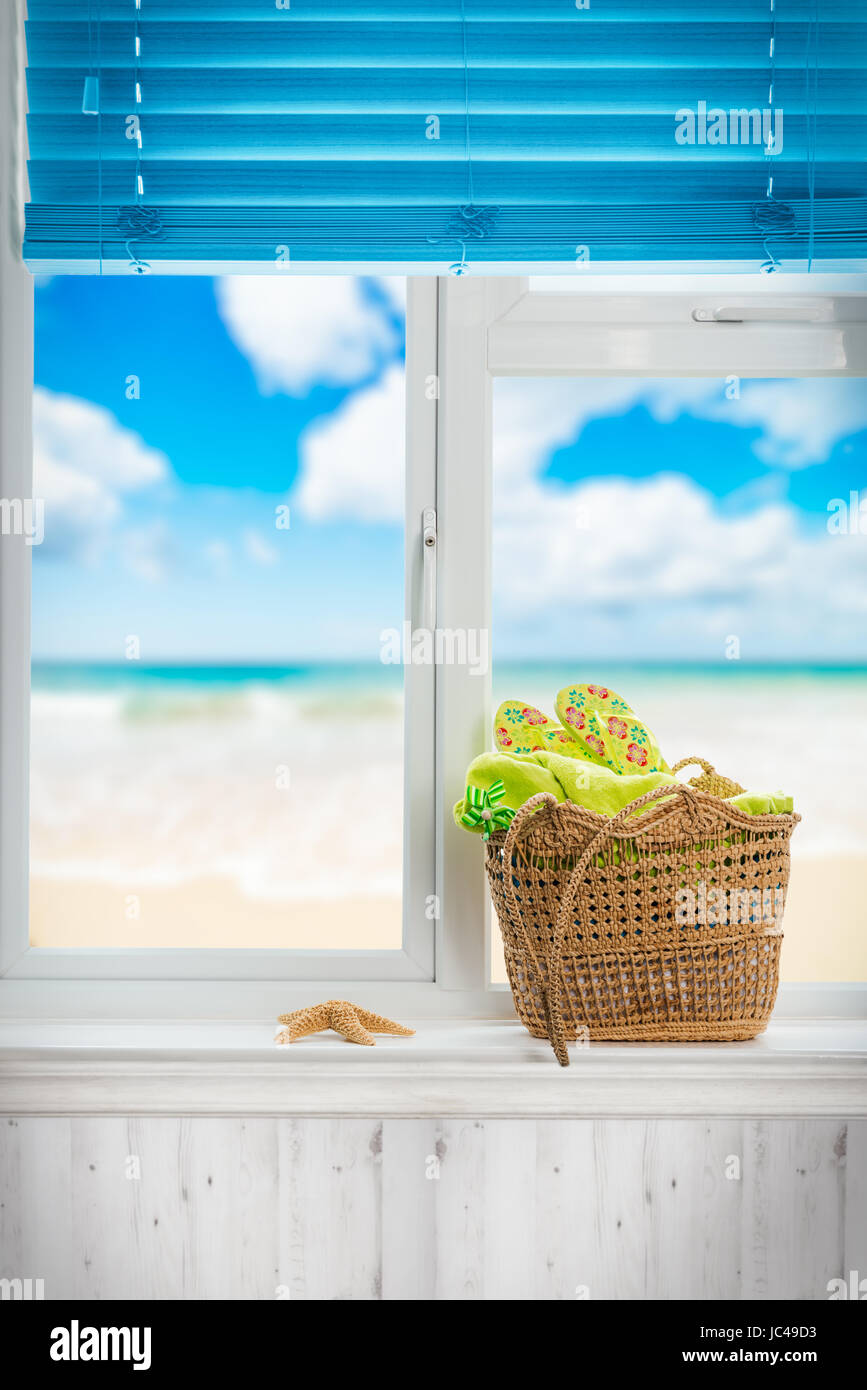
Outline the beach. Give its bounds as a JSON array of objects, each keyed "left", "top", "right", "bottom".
[
  {"left": 30, "top": 662, "right": 867, "bottom": 981},
  {"left": 30, "top": 664, "right": 405, "bottom": 953}
]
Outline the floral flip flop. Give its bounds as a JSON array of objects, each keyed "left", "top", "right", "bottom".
[
  {"left": 554, "top": 683, "right": 668, "bottom": 774},
  {"left": 493, "top": 701, "right": 580, "bottom": 757}
]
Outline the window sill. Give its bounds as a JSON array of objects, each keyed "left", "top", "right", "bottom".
[{"left": 0, "top": 1019, "right": 864, "bottom": 1118}]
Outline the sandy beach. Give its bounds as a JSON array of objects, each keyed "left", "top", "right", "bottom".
[
  {"left": 30, "top": 878, "right": 402, "bottom": 951},
  {"left": 31, "top": 851, "right": 864, "bottom": 982},
  {"left": 30, "top": 666, "right": 406, "bottom": 952},
  {"left": 30, "top": 661, "right": 867, "bottom": 982}
]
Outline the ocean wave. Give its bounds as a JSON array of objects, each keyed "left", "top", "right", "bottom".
[
  {"left": 31, "top": 680, "right": 403, "bottom": 726},
  {"left": 31, "top": 690, "right": 126, "bottom": 721}
]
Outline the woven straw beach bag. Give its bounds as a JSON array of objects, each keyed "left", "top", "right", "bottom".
[{"left": 485, "top": 765, "right": 799, "bottom": 1065}]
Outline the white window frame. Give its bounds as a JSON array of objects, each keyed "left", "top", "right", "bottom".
[
  {"left": 1, "top": 280, "right": 440, "bottom": 991},
  {"left": 4, "top": 272, "right": 867, "bottom": 1020},
  {"left": 1, "top": 0, "right": 865, "bottom": 1020},
  {"left": 436, "top": 273, "right": 867, "bottom": 1017}
]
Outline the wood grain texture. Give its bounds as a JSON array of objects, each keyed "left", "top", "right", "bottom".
[
  {"left": 843, "top": 1121, "right": 867, "bottom": 1282},
  {"left": 380, "top": 1118, "right": 437, "bottom": 1301},
  {"left": 432, "top": 1119, "right": 486, "bottom": 1300},
  {"left": 1, "top": 1116, "right": 864, "bottom": 1301},
  {"left": 741, "top": 1120, "right": 849, "bottom": 1301}
]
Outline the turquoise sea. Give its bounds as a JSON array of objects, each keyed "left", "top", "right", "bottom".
[
  {"left": 31, "top": 657, "right": 867, "bottom": 694},
  {"left": 27, "top": 658, "right": 867, "bottom": 971},
  {"left": 29, "top": 660, "right": 867, "bottom": 872}
]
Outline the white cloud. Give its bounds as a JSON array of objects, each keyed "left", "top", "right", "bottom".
[
  {"left": 497, "top": 470, "right": 809, "bottom": 612},
  {"left": 33, "top": 388, "right": 169, "bottom": 559},
  {"left": 34, "top": 453, "right": 120, "bottom": 535},
  {"left": 34, "top": 387, "right": 167, "bottom": 491},
  {"left": 491, "top": 377, "right": 867, "bottom": 654},
  {"left": 496, "top": 375, "right": 867, "bottom": 476},
  {"left": 282, "top": 366, "right": 867, "bottom": 653},
  {"left": 495, "top": 474, "right": 867, "bottom": 657},
  {"left": 214, "top": 276, "right": 403, "bottom": 395},
  {"left": 293, "top": 363, "right": 405, "bottom": 524},
  {"left": 702, "top": 378, "right": 867, "bottom": 467},
  {"left": 242, "top": 527, "right": 279, "bottom": 566}
]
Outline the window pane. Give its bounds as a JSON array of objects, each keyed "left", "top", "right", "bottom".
[
  {"left": 492, "top": 374, "right": 867, "bottom": 983},
  {"left": 30, "top": 276, "right": 407, "bottom": 949}
]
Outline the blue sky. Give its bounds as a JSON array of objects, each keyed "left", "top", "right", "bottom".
[
  {"left": 546, "top": 402, "right": 866, "bottom": 521},
  {"left": 32, "top": 275, "right": 867, "bottom": 663},
  {"left": 32, "top": 275, "right": 407, "bottom": 662}
]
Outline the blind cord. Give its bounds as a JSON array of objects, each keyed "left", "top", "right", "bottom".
[
  {"left": 753, "top": 0, "right": 795, "bottom": 272},
  {"left": 806, "top": 0, "right": 820, "bottom": 272},
  {"left": 427, "top": 1, "right": 498, "bottom": 275},
  {"left": 119, "top": 0, "right": 162, "bottom": 272}
]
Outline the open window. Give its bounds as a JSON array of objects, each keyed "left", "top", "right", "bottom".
[
  {"left": 4, "top": 0, "right": 867, "bottom": 1015},
  {"left": 3, "top": 262, "right": 867, "bottom": 1018},
  {"left": 0, "top": 271, "right": 439, "bottom": 993},
  {"left": 437, "top": 277, "right": 867, "bottom": 1000},
  {"left": 3, "top": 271, "right": 867, "bottom": 1014},
  {"left": 23, "top": 273, "right": 437, "bottom": 982}
]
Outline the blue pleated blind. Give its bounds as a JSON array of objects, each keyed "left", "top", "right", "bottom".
[{"left": 23, "top": 0, "right": 867, "bottom": 272}]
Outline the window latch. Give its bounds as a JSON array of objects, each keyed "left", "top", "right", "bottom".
[{"left": 692, "top": 304, "right": 829, "bottom": 324}]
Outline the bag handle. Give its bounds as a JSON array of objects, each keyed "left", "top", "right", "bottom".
[
  {"left": 545, "top": 782, "right": 710, "bottom": 1066},
  {"left": 671, "top": 755, "right": 717, "bottom": 778},
  {"left": 671, "top": 756, "right": 746, "bottom": 798},
  {"left": 500, "top": 793, "right": 560, "bottom": 1027}
]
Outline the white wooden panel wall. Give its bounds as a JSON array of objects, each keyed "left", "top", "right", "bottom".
[{"left": 1, "top": 1118, "right": 864, "bottom": 1301}]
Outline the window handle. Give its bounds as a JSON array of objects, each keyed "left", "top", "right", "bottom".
[
  {"left": 422, "top": 507, "right": 437, "bottom": 632},
  {"left": 692, "top": 304, "right": 828, "bottom": 324}
]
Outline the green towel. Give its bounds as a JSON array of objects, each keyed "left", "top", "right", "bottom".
[
  {"left": 454, "top": 748, "right": 793, "bottom": 835},
  {"left": 458, "top": 679, "right": 793, "bottom": 835}
]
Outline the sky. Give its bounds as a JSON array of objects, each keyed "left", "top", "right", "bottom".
[
  {"left": 32, "top": 274, "right": 867, "bottom": 664},
  {"left": 32, "top": 275, "right": 407, "bottom": 663}
]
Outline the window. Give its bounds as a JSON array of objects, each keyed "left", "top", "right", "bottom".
[
  {"left": 437, "top": 277, "right": 867, "bottom": 1001},
  {"left": 490, "top": 372, "right": 867, "bottom": 985},
  {"left": 30, "top": 274, "right": 429, "bottom": 960},
  {"left": 0, "top": 274, "right": 438, "bottom": 988},
  {"left": 3, "top": 272, "right": 865, "bottom": 1015},
  {"left": 3, "top": 0, "right": 866, "bottom": 1022}
]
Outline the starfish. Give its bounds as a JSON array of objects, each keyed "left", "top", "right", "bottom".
[{"left": 275, "top": 1000, "right": 415, "bottom": 1048}]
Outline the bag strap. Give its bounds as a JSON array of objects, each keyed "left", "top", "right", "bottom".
[
  {"left": 545, "top": 782, "right": 709, "bottom": 1066},
  {"left": 500, "top": 793, "right": 560, "bottom": 1023}
]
